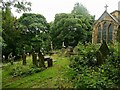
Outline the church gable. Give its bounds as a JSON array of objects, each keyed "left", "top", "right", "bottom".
[
  {"left": 99, "top": 11, "right": 111, "bottom": 21},
  {"left": 92, "top": 9, "right": 119, "bottom": 44},
  {"left": 94, "top": 10, "right": 119, "bottom": 26}
]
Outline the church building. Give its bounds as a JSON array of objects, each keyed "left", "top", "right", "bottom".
[{"left": 92, "top": 5, "right": 120, "bottom": 44}]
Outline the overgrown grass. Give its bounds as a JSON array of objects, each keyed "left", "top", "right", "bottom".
[{"left": 2, "top": 54, "right": 73, "bottom": 88}]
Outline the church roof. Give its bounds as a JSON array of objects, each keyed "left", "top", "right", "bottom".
[
  {"left": 108, "top": 11, "right": 119, "bottom": 24},
  {"left": 94, "top": 10, "right": 120, "bottom": 25},
  {"left": 110, "top": 10, "right": 120, "bottom": 14}
]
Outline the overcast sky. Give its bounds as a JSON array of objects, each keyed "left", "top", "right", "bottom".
[{"left": 13, "top": 0, "right": 120, "bottom": 22}]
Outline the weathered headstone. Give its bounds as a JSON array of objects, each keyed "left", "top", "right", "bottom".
[
  {"left": 8, "top": 53, "right": 14, "bottom": 65},
  {"left": 32, "top": 50, "right": 37, "bottom": 66},
  {"left": 51, "top": 41, "right": 53, "bottom": 51},
  {"left": 2, "top": 55, "right": 5, "bottom": 63},
  {"left": 48, "top": 58, "right": 53, "bottom": 67},
  {"left": 96, "top": 40, "right": 110, "bottom": 65},
  {"left": 22, "top": 50, "right": 26, "bottom": 65},
  {"left": 44, "top": 56, "right": 53, "bottom": 67},
  {"left": 99, "top": 40, "right": 109, "bottom": 58},
  {"left": 38, "top": 50, "right": 45, "bottom": 68},
  {"left": 65, "top": 46, "right": 74, "bottom": 56}
]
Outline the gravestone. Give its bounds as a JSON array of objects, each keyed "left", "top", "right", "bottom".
[
  {"left": 65, "top": 46, "right": 74, "bottom": 56},
  {"left": 44, "top": 56, "right": 53, "bottom": 67},
  {"left": 50, "top": 41, "right": 53, "bottom": 51},
  {"left": 22, "top": 50, "right": 26, "bottom": 65},
  {"left": 2, "top": 55, "right": 5, "bottom": 63},
  {"left": 8, "top": 53, "right": 14, "bottom": 65},
  {"left": 48, "top": 58, "right": 53, "bottom": 67},
  {"left": 38, "top": 50, "right": 45, "bottom": 68},
  {"left": 32, "top": 50, "right": 37, "bottom": 66},
  {"left": 96, "top": 40, "right": 110, "bottom": 65}
]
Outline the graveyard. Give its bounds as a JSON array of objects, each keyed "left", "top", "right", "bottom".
[{"left": 1, "top": 0, "right": 120, "bottom": 89}]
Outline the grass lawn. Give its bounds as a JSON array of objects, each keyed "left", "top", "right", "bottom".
[{"left": 2, "top": 54, "right": 73, "bottom": 88}]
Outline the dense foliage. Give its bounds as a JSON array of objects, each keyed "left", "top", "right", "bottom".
[
  {"left": 2, "top": 1, "right": 50, "bottom": 61},
  {"left": 18, "top": 13, "right": 50, "bottom": 52},
  {"left": 69, "top": 42, "right": 120, "bottom": 88},
  {"left": 50, "top": 3, "right": 94, "bottom": 49},
  {"left": 2, "top": 6, "right": 21, "bottom": 59},
  {"left": 2, "top": 0, "right": 32, "bottom": 60},
  {"left": 1, "top": 0, "right": 31, "bottom": 13},
  {"left": 9, "top": 65, "right": 45, "bottom": 77}
]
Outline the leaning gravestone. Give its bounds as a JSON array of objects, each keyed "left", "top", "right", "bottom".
[{"left": 96, "top": 40, "right": 110, "bottom": 65}]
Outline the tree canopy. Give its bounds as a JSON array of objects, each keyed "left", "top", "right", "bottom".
[
  {"left": 18, "top": 13, "right": 50, "bottom": 52},
  {"left": 2, "top": 2, "right": 95, "bottom": 60},
  {"left": 50, "top": 3, "right": 94, "bottom": 49}
]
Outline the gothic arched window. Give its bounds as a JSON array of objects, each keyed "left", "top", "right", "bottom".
[
  {"left": 108, "top": 24, "right": 113, "bottom": 42},
  {"left": 102, "top": 22, "right": 108, "bottom": 41},
  {"left": 97, "top": 25, "right": 101, "bottom": 43}
]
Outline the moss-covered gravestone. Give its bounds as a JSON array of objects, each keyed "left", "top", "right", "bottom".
[
  {"left": 96, "top": 40, "right": 110, "bottom": 65},
  {"left": 38, "top": 51, "right": 45, "bottom": 68}
]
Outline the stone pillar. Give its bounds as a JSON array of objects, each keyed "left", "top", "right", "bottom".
[
  {"left": 22, "top": 50, "right": 26, "bottom": 65},
  {"left": 50, "top": 41, "right": 53, "bottom": 51}
]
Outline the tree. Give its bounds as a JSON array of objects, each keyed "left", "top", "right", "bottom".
[
  {"left": 1, "top": 0, "right": 31, "bottom": 13},
  {"left": 71, "top": 3, "right": 90, "bottom": 18},
  {"left": 50, "top": 13, "right": 94, "bottom": 49},
  {"left": 1, "top": 0, "right": 32, "bottom": 61},
  {"left": 50, "top": 3, "right": 95, "bottom": 49},
  {"left": 2, "top": 5, "right": 21, "bottom": 60},
  {"left": 71, "top": 3, "right": 95, "bottom": 43},
  {"left": 18, "top": 13, "right": 50, "bottom": 52}
]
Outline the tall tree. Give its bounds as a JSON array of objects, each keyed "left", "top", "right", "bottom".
[
  {"left": 18, "top": 13, "right": 50, "bottom": 52},
  {"left": 50, "top": 3, "right": 95, "bottom": 49},
  {"left": 2, "top": 5, "right": 21, "bottom": 59},
  {"left": 71, "top": 3, "right": 90, "bottom": 17},
  {"left": 1, "top": 0, "right": 32, "bottom": 60},
  {"left": 1, "top": 0, "right": 31, "bottom": 13},
  {"left": 71, "top": 2, "right": 95, "bottom": 43}
]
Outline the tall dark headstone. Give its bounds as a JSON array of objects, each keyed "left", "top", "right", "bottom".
[
  {"left": 96, "top": 40, "right": 110, "bottom": 65},
  {"left": 99, "top": 40, "right": 109, "bottom": 58},
  {"left": 38, "top": 50, "right": 45, "bottom": 68},
  {"left": 47, "top": 58, "right": 53, "bottom": 67},
  {"left": 22, "top": 50, "right": 26, "bottom": 65},
  {"left": 32, "top": 50, "right": 37, "bottom": 66}
]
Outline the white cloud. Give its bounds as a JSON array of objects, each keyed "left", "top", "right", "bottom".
[{"left": 13, "top": 0, "right": 120, "bottom": 22}]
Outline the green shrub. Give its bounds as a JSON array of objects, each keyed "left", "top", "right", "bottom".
[
  {"left": 9, "top": 65, "right": 45, "bottom": 77},
  {"left": 69, "top": 42, "right": 120, "bottom": 88}
]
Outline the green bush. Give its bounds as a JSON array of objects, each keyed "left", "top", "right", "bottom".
[
  {"left": 9, "top": 65, "right": 45, "bottom": 77},
  {"left": 69, "top": 42, "right": 120, "bottom": 88}
]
